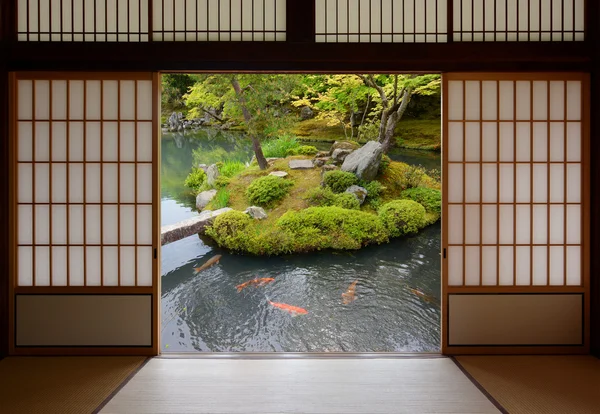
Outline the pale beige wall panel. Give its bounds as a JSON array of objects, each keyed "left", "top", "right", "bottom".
[
  {"left": 448, "top": 294, "right": 582, "bottom": 345},
  {"left": 16, "top": 295, "right": 152, "bottom": 346}
]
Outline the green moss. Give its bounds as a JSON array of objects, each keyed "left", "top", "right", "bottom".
[
  {"left": 205, "top": 211, "right": 253, "bottom": 252},
  {"left": 378, "top": 200, "right": 427, "bottom": 237},
  {"left": 286, "top": 145, "right": 318, "bottom": 156},
  {"left": 395, "top": 119, "right": 441, "bottom": 151},
  {"left": 400, "top": 187, "right": 441, "bottom": 214},
  {"left": 323, "top": 170, "right": 359, "bottom": 193},
  {"left": 245, "top": 175, "right": 294, "bottom": 207}
]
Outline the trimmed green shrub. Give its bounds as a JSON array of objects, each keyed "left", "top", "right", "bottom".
[
  {"left": 205, "top": 211, "right": 252, "bottom": 251},
  {"left": 303, "top": 187, "right": 337, "bottom": 207},
  {"left": 378, "top": 200, "right": 427, "bottom": 237},
  {"left": 214, "top": 176, "right": 231, "bottom": 189},
  {"left": 333, "top": 193, "right": 360, "bottom": 210},
  {"left": 184, "top": 167, "right": 207, "bottom": 192},
  {"left": 323, "top": 170, "right": 359, "bottom": 193},
  {"left": 400, "top": 187, "right": 441, "bottom": 214},
  {"left": 286, "top": 145, "right": 318, "bottom": 156},
  {"left": 363, "top": 180, "right": 385, "bottom": 199},
  {"left": 246, "top": 175, "right": 294, "bottom": 207},
  {"left": 262, "top": 135, "right": 300, "bottom": 158}
]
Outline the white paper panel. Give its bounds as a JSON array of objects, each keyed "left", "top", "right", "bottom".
[
  {"left": 86, "top": 247, "right": 102, "bottom": 286},
  {"left": 498, "top": 205, "right": 514, "bottom": 245},
  {"left": 18, "top": 163, "right": 33, "bottom": 203},
  {"left": 481, "top": 246, "right": 496, "bottom": 286},
  {"left": 69, "top": 246, "right": 85, "bottom": 286},
  {"left": 482, "top": 81, "right": 497, "bottom": 120},
  {"left": 549, "top": 81, "right": 565, "bottom": 120},
  {"left": 532, "top": 205, "right": 547, "bottom": 244},
  {"left": 69, "top": 163, "right": 84, "bottom": 203},
  {"left": 85, "top": 164, "right": 101, "bottom": 203},
  {"left": 566, "top": 246, "right": 581, "bottom": 285},
  {"left": 69, "top": 122, "right": 84, "bottom": 161},
  {"left": 447, "top": 122, "right": 463, "bottom": 162},
  {"left": 18, "top": 205, "right": 33, "bottom": 245},
  {"left": 120, "top": 247, "right": 136, "bottom": 286},
  {"left": 515, "top": 122, "right": 531, "bottom": 161},
  {"left": 447, "top": 81, "right": 463, "bottom": 120},
  {"left": 515, "top": 81, "right": 531, "bottom": 120},
  {"left": 18, "top": 247, "right": 33, "bottom": 286},
  {"left": 549, "top": 164, "right": 564, "bottom": 203},
  {"left": 18, "top": 80, "right": 33, "bottom": 120},
  {"left": 120, "top": 164, "right": 136, "bottom": 203},
  {"left": 447, "top": 164, "right": 463, "bottom": 204},
  {"left": 464, "top": 205, "right": 480, "bottom": 244},
  {"left": 68, "top": 205, "right": 83, "bottom": 244},
  {"left": 499, "top": 81, "right": 514, "bottom": 121},
  {"left": 532, "top": 246, "right": 548, "bottom": 285},
  {"left": 515, "top": 246, "right": 530, "bottom": 286},
  {"left": 533, "top": 81, "right": 548, "bottom": 120},
  {"left": 35, "top": 246, "right": 50, "bottom": 286},
  {"left": 448, "top": 246, "right": 463, "bottom": 286},
  {"left": 465, "top": 247, "right": 480, "bottom": 286},
  {"left": 69, "top": 81, "right": 84, "bottom": 120},
  {"left": 532, "top": 122, "right": 548, "bottom": 162},
  {"left": 499, "top": 164, "right": 513, "bottom": 203},
  {"left": 515, "top": 205, "right": 530, "bottom": 244},
  {"left": 103, "top": 81, "right": 119, "bottom": 120},
  {"left": 103, "top": 122, "right": 119, "bottom": 161},
  {"left": 34, "top": 163, "right": 50, "bottom": 203},
  {"left": 137, "top": 246, "right": 153, "bottom": 286},
  {"left": 137, "top": 205, "right": 153, "bottom": 245},
  {"left": 549, "top": 205, "right": 565, "bottom": 244},
  {"left": 566, "top": 205, "right": 581, "bottom": 245},
  {"left": 18, "top": 122, "right": 32, "bottom": 161},
  {"left": 103, "top": 247, "right": 119, "bottom": 286},
  {"left": 137, "top": 164, "right": 153, "bottom": 203},
  {"left": 34, "top": 205, "right": 50, "bottom": 245},
  {"left": 86, "top": 122, "right": 101, "bottom": 162},
  {"left": 549, "top": 123, "right": 564, "bottom": 162},
  {"left": 566, "top": 81, "right": 581, "bottom": 120},
  {"left": 52, "top": 246, "right": 67, "bottom": 286},
  {"left": 532, "top": 164, "right": 548, "bottom": 203},
  {"left": 498, "top": 246, "right": 513, "bottom": 286},
  {"left": 481, "top": 205, "right": 497, "bottom": 244},
  {"left": 51, "top": 122, "right": 67, "bottom": 161},
  {"left": 137, "top": 81, "right": 153, "bottom": 120},
  {"left": 566, "top": 122, "right": 581, "bottom": 162},
  {"left": 566, "top": 164, "right": 581, "bottom": 203},
  {"left": 86, "top": 205, "right": 102, "bottom": 244},
  {"left": 515, "top": 164, "right": 530, "bottom": 203},
  {"left": 465, "top": 123, "right": 480, "bottom": 161},
  {"left": 51, "top": 205, "right": 67, "bottom": 244},
  {"left": 103, "top": 205, "right": 119, "bottom": 245},
  {"left": 34, "top": 122, "right": 50, "bottom": 161},
  {"left": 102, "top": 164, "right": 119, "bottom": 203},
  {"left": 481, "top": 122, "right": 497, "bottom": 161},
  {"left": 448, "top": 205, "right": 463, "bottom": 244},
  {"left": 120, "top": 206, "right": 136, "bottom": 244},
  {"left": 549, "top": 246, "right": 564, "bottom": 286},
  {"left": 499, "top": 123, "right": 514, "bottom": 161},
  {"left": 52, "top": 80, "right": 67, "bottom": 119},
  {"left": 85, "top": 81, "right": 101, "bottom": 120},
  {"left": 120, "top": 81, "right": 136, "bottom": 120},
  {"left": 465, "top": 164, "right": 480, "bottom": 203},
  {"left": 120, "top": 122, "right": 136, "bottom": 161},
  {"left": 34, "top": 81, "right": 50, "bottom": 120},
  {"left": 465, "top": 81, "right": 480, "bottom": 120},
  {"left": 137, "top": 122, "right": 153, "bottom": 162},
  {"left": 481, "top": 164, "right": 497, "bottom": 203}
]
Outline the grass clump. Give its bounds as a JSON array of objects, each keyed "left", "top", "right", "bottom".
[
  {"left": 262, "top": 135, "right": 300, "bottom": 158},
  {"left": 184, "top": 167, "right": 207, "bottom": 193},
  {"left": 323, "top": 170, "right": 359, "bottom": 193},
  {"left": 245, "top": 175, "right": 294, "bottom": 207},
  {"left": 208, "top": 188, "right": 230, "bottom": 209},
  {"left": 218, "top": 160, "right": 246, "bottom": 178},
  {"left": 286, "top": 145, "right": 318, "bottom": 156},
  {"left": 400, "top": 187, "right": 441, "bottom": 214},
  {"left": 378, "top": 200, "right": 426, "bottom": 237}
]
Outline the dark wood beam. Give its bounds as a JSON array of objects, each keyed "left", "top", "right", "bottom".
[
  {"left": 0, "top": 68, "right": 8, "bottom": 359},
  {"left": 286, "top": 0, "right": 315, "bottom": 43}
]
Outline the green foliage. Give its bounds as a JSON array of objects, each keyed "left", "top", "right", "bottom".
[
  {"left": 183, "top": 167, "right": 207, "bottom": 192},
  {"left": 205, "top": 211, "right": 252, "bottom": 251},
  {"left": 304, "top": 187, "right": 360, "bottom": 210},
  {"left": 210, "top": 188, "right": 230, "bottom": 209},
  {"left": 245, "top": 176, "right": 294, "bottom": 207},
  {"left": 404, "top": 165, "right": 428, "bottom": 188},
  {"left": 218, "top": 160, "right": 246, "bottom": 178},
  {"left": 378, "top": 200, "right": 427, "bottom": 237},
  {"left": 333, "top": 193, "right": 361, "bottom": 210},
  {"left": 363, "top": 180, "right": 385, "bottom": 199},
  {"left": 400, "top": 187, "right": 441, "bottom": 214},
  {"left": 286, "top": 145, "right": 318, "bottom": 156},
  {"left": 323, "top": 170, "right": 359, "bottom": 193},
  {"left": 378, "top": 154, "right": 391, "bottom": 175},
  {"left": 214, "top": 175, "right": 231, "bottom": 189},
  {"left": 262, "top": 135, "right": 300, "bottom": 158}
]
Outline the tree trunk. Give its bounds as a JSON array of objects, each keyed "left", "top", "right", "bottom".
[
  {"left": 231, "top": 76, "right": 268, "bottom": 170},
  {"left": 378, "top": 87, "right": 413, "bottom": 153}
]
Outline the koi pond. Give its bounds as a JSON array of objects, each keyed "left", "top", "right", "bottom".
[{"left": 160, "top": 129, "right": 441, "bottom": 352}]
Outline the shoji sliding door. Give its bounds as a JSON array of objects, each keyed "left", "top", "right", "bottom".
[
  {"left": 442, "top": 73, "right": 589, "bottom": 354},
  {"left": 9, "top": 73, "right": 160, "bottom": 355}
]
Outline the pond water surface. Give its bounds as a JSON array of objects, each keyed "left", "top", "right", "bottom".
[{"left": 161, "top": 129, "right": 441, "bottom": 352}]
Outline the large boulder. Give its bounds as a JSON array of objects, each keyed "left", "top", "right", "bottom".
[
  {"left": 332, "top": 148, "right": 353, "bottom": 164},
  {"left": 289, "top": 159, "right": 314, "bottom": 170},
  {"left": 206, "top": 164, "right": 219, "bottom": 187},
  {"left": 196, "top": 189, "right": 218, "bottom": 211},
  {"left": 244, "top": 206, "right": 268, "bottom": 220},
  {"left": 300, "top": 106, "right": 315, "bottom": 120},
  {"left": 345, "top": 185, "right": 368, "bottom": 205},
  {"left": 329, "top": 140, "right": 360, "bottom": 155},
  {"left": 341, "top": 141, "right": 383, "bottom": 181}
]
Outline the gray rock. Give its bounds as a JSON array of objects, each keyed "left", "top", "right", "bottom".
[
  {"left": 320, "top": 164, "right": 338, "bottom": 184},
  {"left": 345, "top": 185, "right": 368, "bottom": 205},
  {"left": 341, "top": 141, "right": 383, "bottom": 181},
  {"left": 197, "top": 164, "right": 208, "bottom": 172},
  {"left": 332, "top": 148, "right": 353, "bottom": 164},
  {"left": 196, "top": 189, "right": 218, "bottom": 211},
  {"left": 206, "top": 164, "right": 220, "bottom": 187},
  {"left": 160, "top": 207, "right": 232, "bottom": 245},
  {"left": 313, "top": 157, "right": 331, "bottom": 167},
  {"left": 329, "top": 140, "right": 360, "bottom": 155},
  {"left": 269, "top": 171, "right": 289, "bottom": 178},
  {"left": 315, "top": 151, "right": 329, "bottom": 158},
  {"left": 300, "top": 106, "right": 314, "bottom": 120},
  {"left": 244, "top": 206, "right": 268, "bottom": 220},
  {"left": 289, "top": 159, "right": 314, "bottom": 170}
]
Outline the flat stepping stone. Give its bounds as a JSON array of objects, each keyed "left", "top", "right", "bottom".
[
  {"left": 160, "top": 208, "right": 232, "bottom": 245},
  {"left": 289, "top": 159, "right": 314, "bottom": 170},
  {"left": 269, "top": 171, "right": 289, "bottom": 178}
]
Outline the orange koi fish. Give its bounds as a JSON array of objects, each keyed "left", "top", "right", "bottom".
[
  {"left": 236, "top": 277, "right": 275, "bottom": 293},
  {"left": 193, "top": 255, "right": 222, "bottom": 274},
  {"left": 342, "top": 280, "right": 358, "bottom": 304},
  {"left": 408, "top": 287, "right": 435, "bottom": 303},
  {"left": 268, "top": 300, "right": 308, "bottom": 315}
]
